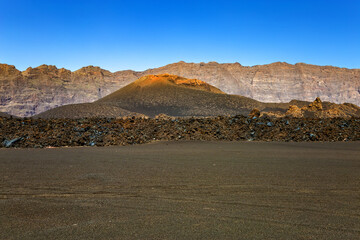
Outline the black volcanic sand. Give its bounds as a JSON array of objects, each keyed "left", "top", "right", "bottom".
[
  {"left": 0, "top": 141, "right": 359, "bottom": 239},
  {"left": 1, "top": 116, "right": 360, "bottom": 148}
]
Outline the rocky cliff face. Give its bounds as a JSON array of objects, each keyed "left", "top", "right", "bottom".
[
  {"left": 145, "top": 62, "right": 360, "bottom": 105},
  {"left": 1, "top": 62, "right": 359, "bottom": 117},
  {"left": 0, "top": 64, "right": 132, "bottom": 117}
]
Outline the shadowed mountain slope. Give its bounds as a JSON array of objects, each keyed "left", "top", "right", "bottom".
[
  {"left": 34, "top": 103, "right": 143, "bottom": 119},
  {"left": 0, "top": 112, "right": 13, "bottom": 118}
]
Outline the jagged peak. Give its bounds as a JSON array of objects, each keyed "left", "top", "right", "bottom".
[
  {"left": 268, "top": 61, "right": 292, "bottom": 66},
  {"left": 0, "top": 63, "right": 18, "bottom": 69},
  {"left": 22, "top": 64, "right": 64, "bottom": 76},
  {"left": 26, "top": 64, "right": 59, "bottom": 71},
  {"left": 76, "top": 65, "right": 101, "bottom": 70},
  {"left": 37, "top": 64, "right": 58, "bottom": 69},
  {"left": 0, "top": 63, "right": 21, "bottom": 76},
  {"left": 75, "top": 65, "right": 110, "bottom": 72},
  {"left": 74, "top": 65, "right": 112, "bottom": 76}
]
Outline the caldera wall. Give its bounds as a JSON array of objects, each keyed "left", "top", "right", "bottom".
[{"left": 0, "top": 62, "right": 359, "bottom": 117}]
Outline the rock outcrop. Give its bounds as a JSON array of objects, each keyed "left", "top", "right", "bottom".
[
  {"left": 248, "top": 108, "right": 261, "bottom": 118},
  {"left": 308, "top": 97, "right": 323, "bottom": 111},
  {"left": 285, "top": 97, "right": 360, "bottom": 118},
  {"left": 1, "top": 62, "right": 359, "bottom": 117},
  {"left": 286, "top": 105, "right": 304, "bottom": 118}
]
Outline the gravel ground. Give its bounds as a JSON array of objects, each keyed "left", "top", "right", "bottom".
[{"left": 0, "top": 141, "right": 359, "bottom": 239}]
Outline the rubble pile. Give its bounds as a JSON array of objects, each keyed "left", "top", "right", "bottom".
[
  {"left": 284, "top": 97, "right": 360, "bottom": 118},
  {"left": 1, "top": 115, "right": 359, "bottom": 148}
]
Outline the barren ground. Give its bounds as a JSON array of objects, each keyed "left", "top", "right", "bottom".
[{"left": 0, "top": 141, "right": 359, "bottom": 239}]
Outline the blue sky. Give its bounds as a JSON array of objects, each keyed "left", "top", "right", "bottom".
[{"left": 0, "top": 0, "right": 359, "bottom": 72}]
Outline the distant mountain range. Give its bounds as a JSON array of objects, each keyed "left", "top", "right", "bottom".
[
  {"left": 0, "top": 61, "right": 359, "bottom": 117},
  {"left": 34, "top": 74, "right": 360, "bottom": 119}
]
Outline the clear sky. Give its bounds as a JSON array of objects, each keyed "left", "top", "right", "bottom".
[{"left": 0, "top": 0, "right": 359, "bottom": 72}]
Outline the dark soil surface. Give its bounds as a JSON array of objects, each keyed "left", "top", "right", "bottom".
[
  {"left": 33, "top": 103, "right": 142, "bottom": 119},
  {"left": 0, "top": 141, "right": 359, "bottom": 239},
  {"left": 1, "top": 116, "right": 360, "bottom": 148}
]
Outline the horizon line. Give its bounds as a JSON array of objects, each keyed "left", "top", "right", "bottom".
[{"left": 1, "top": 61, "right": 359, "bottom": 73}]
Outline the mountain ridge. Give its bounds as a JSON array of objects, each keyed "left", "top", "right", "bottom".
[{"left": 1, "top": 61, "right": 359, "bottom": 117}]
